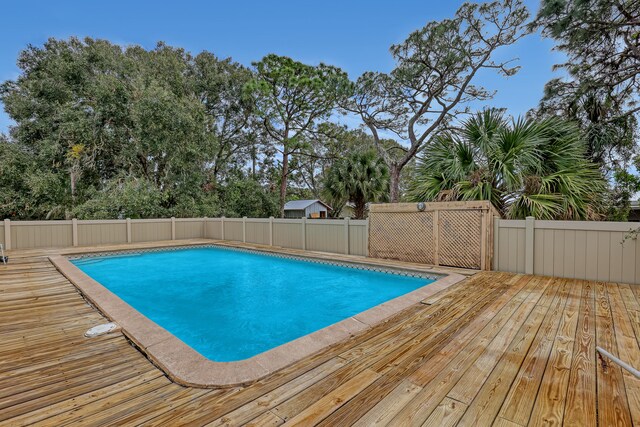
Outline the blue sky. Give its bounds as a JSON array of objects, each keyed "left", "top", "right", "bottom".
[{"left": 0, "top": 0, "right": 564, "bottom": 133}]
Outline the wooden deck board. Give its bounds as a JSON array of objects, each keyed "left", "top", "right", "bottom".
[
  {"left": 342, "top": 275, "right": 541, "bottom": 426},
  {"left": 0, "top": 242, "right": 637, "bottom": 426},
  {"left": 526, "top": 280, "right": 582, "bottom": 427},
  {"left": 496, "top": 279, "right": 573, "bottom": 425},
  {"left": 595, "top": 282, "right": 633, "bottom": 427}
]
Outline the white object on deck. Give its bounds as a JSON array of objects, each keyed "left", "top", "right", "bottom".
[
  {"left": 85, "top": 322, "right": 119, "bottom": 338},
  {"left": 0, "top": 244, "right": 6, "bottom": 265},
  {"left": 596, "top": 346, "right": 640, "bottom": 379}
]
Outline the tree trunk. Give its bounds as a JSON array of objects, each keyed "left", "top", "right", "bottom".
[
  {"left": 354, "top": 195, "right": 367, "bottom": 219},
  {"left": 252, "top": 156, "right": 256, "bottom": 179},
  {"left": 279, "top": 146, "right": 289, "bottom": 218},
  {"left": 251, "top": 145, "right": 257, "bottom": 179},
  {"left": 70, "top": 168, "right": 76, "bottom": 207},
  {"left": 389, "top": 164, "right": 402, "bottom": 203}
]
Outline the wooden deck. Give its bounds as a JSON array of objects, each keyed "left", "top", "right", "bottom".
[{"left": 1, "top": 245, "right": 639, "bottom": 426}]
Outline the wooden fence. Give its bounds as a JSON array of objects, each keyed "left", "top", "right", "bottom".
[
  {"left": 494, "top": 217, "right": 640, "bottom": 284},
  {"left": 1, "top": 217, "right": 368, "bottom": 257},
  {"left": 368, "top": 201, "right": 499, "bottom": 270}
]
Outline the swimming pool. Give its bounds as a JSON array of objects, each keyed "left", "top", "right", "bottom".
[{"left": 71, "top": 246, "right": 435, "bottom": 362}]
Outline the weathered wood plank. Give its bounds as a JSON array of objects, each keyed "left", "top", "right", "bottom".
[
  {"left": 595, "top": 281, "right": 633, "bottom": 427},
  {"left": 246, "top": 410, "right": 285, "bottom": 427},
  {"left": 422, "top": 397, "right": 468, "bottom": 427},
  {"left": 0, "top": 245, "right": 637, "bottom": 427},
  {"left": 562, "top": 280, "right": 597, "bottom": 427},
  {"left": 202, "top": 357, "right": 347, "bottom": 427},
  {"left": 281, "top": 368, "right": 380, "bottom": 426},
  {"left": 312, "top": 274, "right": 517, "bottom": 426},
  {"left": 607, "top": 282, "right": 640, "bottom": 426},
  {"left": 350, "top": 379, "right": 422, "bottom": 427},
  {"left": 384, "top": 276, "right": 552, "bottom": 425},
  {"left": 454, "top": 279, "right": 570, "bottom": 426},
  {"left": 526, "top": 280, "right": 582, "bottom": 426}
]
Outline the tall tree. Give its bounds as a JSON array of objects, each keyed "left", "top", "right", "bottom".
[
  {"left": 1, "top": 38, "right": 134, "bottom": 218},
  {"left": 0, "top": 38, "right": 213, "bottom": 218},
  {"left": 345, "top": 0, "right": 530, "bottom": 202},
  {"left": 246, "top": 54, "right": 352, "bottom": 217},
  {"left": 0, "top": 38, "right": 297, "bottom": 220},
  {"left": 409, "top": 110, "right": 605, "bottom": 220},
  {"left": 192, "top": 53, "right": 256, "bottom": 184},
  {"left": 290, "top": 124, "right": 376, "bottom": 198},
  {"left": 323, "top": 150, "right": 389, "bottom": 219},
  {"left": 534, "top": 0, "right": 640, "bottom": 219},
  {"left": 535, "top": 0, "right": 640, "bottom": 121}
]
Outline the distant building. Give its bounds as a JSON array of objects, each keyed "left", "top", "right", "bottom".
[{"left": 283, "top": 199, "right": 331, "bottom": 219}]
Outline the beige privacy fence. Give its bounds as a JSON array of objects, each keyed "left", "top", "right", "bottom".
[
  {"left": 368, "top": 201, "right": 499, "bottom": 270},
  {"left": 494, "top": 218, "right": 640, "bottom": 284},
  {"left": 205, "top": 217, "right": 368, "bottom": 256},
  {"left": 1, "top": 217, "right": 368, "bottom": 257}
]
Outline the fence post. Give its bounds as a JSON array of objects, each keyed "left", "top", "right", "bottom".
[
  {"left": 525, "top": 216, "right": 535, "bottom": 275},
  {"left": 493, "top": 217, "right": 500, "bottom": 270},
  {"left": 4, "top": 219, "right": 11, "bottom": 250},
  {"left": 126, "top": 218, "right": 132, "bottom": 243},
  {"left": 344, "top": 217, "right": 350, "bottom": 255},
  {"left": 242, "top": 217, "right": 247, "bottom": 243},
  {"left": 301, "top": 217, "right": 306, "bottom": 250},
  {"left": 269, "top": 217, "right": 274, "bottom": 246},
  {"left": 171, "top": 217, "right": 176, "bottom": 240},
  {"left": 433, "top": 209, "right": 440, "bottom": 266},
  {"left": 365, "top": 217, "right": 369, "bottom": 257},
  {"left": 480, "top": 208, "right": 488, "bottom": 270},
  {"left": 203, "top": 217, "right": 208, "bottom": 239},
  {"left": 221, "top": 216, "right": 225, "bottom": 240},
  {"left": 72, "top": 218, "right": 78, "bottom": 247}
]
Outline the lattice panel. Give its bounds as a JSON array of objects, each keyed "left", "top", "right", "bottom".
[
  {"left": 369, "top": 212, "right": 434, "bottom": 264},
  {"left": 439, "top": 210, "right": 482, "bottom": 269}
]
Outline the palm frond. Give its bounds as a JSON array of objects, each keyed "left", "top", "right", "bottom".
[{"left": 409, "top": 110, "right": 606, "bottom": 220}]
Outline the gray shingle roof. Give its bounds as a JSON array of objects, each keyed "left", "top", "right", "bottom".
[{"left": 284, "top": 199, "right": 330, "bottom": 210}]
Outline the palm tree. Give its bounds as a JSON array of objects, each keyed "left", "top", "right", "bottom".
[
  {"left": 409, "top": 110, "right": 605, "bottom": 220},
  {"left": 323, "top": 150, "right": 389, "bottom": 219}
]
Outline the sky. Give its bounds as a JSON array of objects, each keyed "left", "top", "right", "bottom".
[{"left": 0, "top": 0, "right": 565, "bottom": 134}]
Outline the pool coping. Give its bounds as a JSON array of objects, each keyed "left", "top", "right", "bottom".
[{"left": 49, "top": 243, "right": 466, "bottom": 388}]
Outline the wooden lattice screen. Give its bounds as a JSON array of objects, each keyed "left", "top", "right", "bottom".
[{"left": 368, "top": 201, "right": 500, "bottom": 270}]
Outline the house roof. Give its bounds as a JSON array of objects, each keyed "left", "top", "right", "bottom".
[{"left": 284, "top": 199, "right": 331, "bottom": 210}]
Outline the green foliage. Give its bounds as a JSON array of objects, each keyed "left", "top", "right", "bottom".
[
  {"left": 217, "top": 177, "right": 279, "bottom": 218},
  {"left": 0, "top": 37, "right": 268, "bottom": 219},
  {"left": 246, "top": 54, "right": 352, "bottom": 217},
  {"left": 286, "top": 123, "right": 398, "bottom": 200},
  {"left": 346, "top": 0, "right": 530, "bottom": 201},
  {"left": 534, "top": 0, "right": 640, "bottom": 215},
  {"left": 0, "top": 137, "right": 75, "bottom": 219},
  {"left": 1, "top": 2, "right": 634, "bottom": 223},
  {"left": 605, "top": 168, "right": 640, "bottom": 221},
  {"left": 323, "top": 150, "right": 389, "bottom": 219},
  {"left": 535, "top": 0, "right": 639, "bottom": 118},
  {"left": 409, "top": 110, "right": 606, "bottom": 220},
  {"left": 191, "top": 52, "right": 256, "bottom": 182},
  {"left": 73, "top": 178, "right": 169, "bottom": 219}
]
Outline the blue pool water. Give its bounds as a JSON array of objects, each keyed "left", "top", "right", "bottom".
[{"left": 72, "top": 247, "right": 433, "bottom": 361}]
